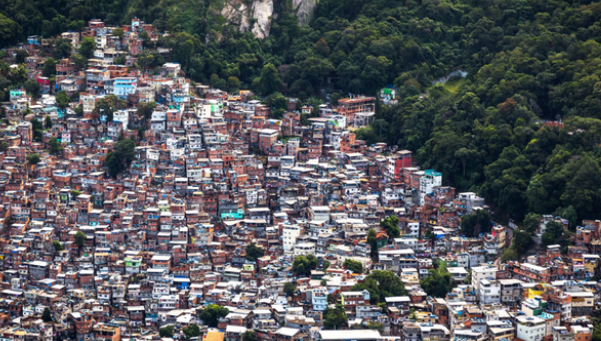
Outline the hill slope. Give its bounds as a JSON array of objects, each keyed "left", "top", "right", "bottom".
[{"left": 3, "top": 0, "right": 601, "bottom": 226}]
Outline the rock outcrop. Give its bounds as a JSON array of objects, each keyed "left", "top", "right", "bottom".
[
  {"left": 221, "top": 0, "right": 317, "bottom": 38},
  {"left": 293, "top": 0, "right": 319, "bottom": 26}
]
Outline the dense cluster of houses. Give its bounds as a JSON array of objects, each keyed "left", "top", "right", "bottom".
[{"left": 0, "top": 16, "right": 599, "bottom": 341}]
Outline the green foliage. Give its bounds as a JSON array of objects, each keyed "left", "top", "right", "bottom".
[
  {"left": 199, "top": 304, "right": 229, "bottom": 328},
  {"left": 137, "top": 101, "right": 157, "bottom": 121},
  {"left": 159, "top": 325, "right": 174, "bottom": 338},
  {"left": 265, "top": 92, "right": 287, "bottom": 119},
  {"left": 367, "top": 321, "right": 384, "bottom": 333},
  {"left": 283, "top": 282, "right": 296, "bottom": 296},
  {"left": 93, "top": 95, "right": 126, "bottom": 122},
  {"left": 27, "top": 153, "right": 40, "bottom": 165},
  {"left": 56, "top": 91, "right": 70, "bottom": 110},
  {"left": 42, "top": 307, "right": 52, "bottom": 322},
  {"left": 42, "top": 58, "right": 57, "bottom": 78},
  {"left": 113, "top": 55, "right": 126, "bottom": 65},
  {"left": 183, "top": 323, "right": 202, "bottom": 340},
  {"left": 523, "top": 213, "right": 541, "bottom": 234},
  {"left": 136, "top": 51, "right": 165, "bottom": 72},
  {"left": 545, "top": 221, "right": 565, "bottom": 240},
  {"left": 44, "top": 116, "right": 52, "bottom": 129},
  {"left": 53, "top": 38, "right": 72, "bottom": 59},
  {"left": 71, "top": 54, "right": 87, "bottom": 70},
  {"left": 541, "top": 232, "right": 556, "bottom": 246},
  {"left": 351, "top": 270, "right": 407, "bottom": 304},
  {"left": 15, "top": 49, "right": 28, "bottom": 63},
  {"left": 292, "top": 254, "right": 318, "bottom": 276},
  {"left": 48, "top": 137, "right": 63, "bottom": 155},
  {"left": 0, "top": 142, "right": 9, "bottom": 152},
  {"left": 70, "top": 190, "right": 81, "bottom": 197},
  {"left": 367, "top": 228, "right": 377, "bottom": 258},
  {"left": 343, "top": 259, "right": 363, "bottom": 274},
  {"left": 30, "top": 117, "right": 42, "bottom": 141},
  {"left": 464, "top": 270, "right": 472, "bottom": 284},
  {"left": 380, "top": 215, "right": 400, "bottom": 239},
  {"left": 257, "top": 63, "right": 282, "bottom": 96},
  {"left": 112, "top": 28, "right": 124, "bottom": 38},
  {"left": 323, "top": 303, "right": 347, "bottom": 330},
  {"left": 512, "top": 229, "right": 534, "bottom": 256},
  {"left": 420, "top": 263, "right": 456, "bottom": 298},
  {"left": 227, "top": 76, "right": 241, "bottom": 92},
  {"left": 243, "top": 331, "right": 255, "bottom": 341},
  {"left": 501, "top": 247, "right": 519, "bottom": 263},
  {"left": 542, "top": 220, "right": 566, "bottom": 246},
  {"left": 78, "top": 37, "right": 96, "bottom": 59},
  {"left": 52, "top": 240, "right": 64, "bottom": 252},
  {"left": 24, "top": 79, "right": 40, "bottom": 98},
  {"left": 561, "top": 206, "right": 578, "bottom": 231},
  {"left": 593, "top": 322, "right": 601, "bottom": 341},
  {"left": 0, "top": 14, "right": 22, "bottom": 48},
  {"left": 105, "top": 138, "right": 136, "bottom": 177},
  {"left": 74, "top": 231, "right": 87, "bottom": 248},
  {"left": 330, "top": 92, "right": 341, "bottom": 105},
  {"left": 460, "top": 210, "right": 491, "bottom": 237},
  {"left": 245, "top": 243, "right": 264, "bottom": 262}
]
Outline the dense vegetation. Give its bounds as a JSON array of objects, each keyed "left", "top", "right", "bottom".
[
  {"left": 420, "top": 262, "right": 456, "bottom": 297},
  {"left": 3, "top": 0, "right": 601, "bottom": 228},
  {"left": 351, "top": 270, "right": 408, "bottom": 304}
]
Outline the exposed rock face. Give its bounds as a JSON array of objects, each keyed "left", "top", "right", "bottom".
[
  {"left": 221, "top": 0, "right": 317, "bottom": 38},
  {"left": 293, "top": 0, "right": 319, "bottom": 26},
  {"left": 250, "top": 0, "right": 274, "bottom": 39}
]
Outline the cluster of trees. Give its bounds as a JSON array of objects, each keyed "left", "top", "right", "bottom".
[
  {"left": 351, "top": 270, "right": 407, "bottom": 304},
  {"left": 379, "top": 215, "right": 400, "bottom": 238},
  {"left": 420, "top": 262, "right": 455, "bottom": 298},
  {"left": 105, "top": 138, "right": 136, "bottom": 177},
  {"left": 460, "top": 210, "right": 492, "bottom": 237},
  {"left": 245, "top": 243, "right": 264, "bottom": 262},
  {"left": 542, "top": 220, "right": 569, "bottom": 249},
  {"left": 199, "top": 304, "right": 229, "bottom": 327},
  {"left": 323, "top": 303, "right": 347, "bottom": 330},
  {"left": 292, "top": 254, "right": 319, "bottom": 276},
  {"left": 342, "top": 259, "right": 364, "bottom": 274},
  {"left": 283, "top": 282, "right": 296, "bottom": 296},
  {"left": 502, "top": 228, "right": 534, "bottom": 262}
]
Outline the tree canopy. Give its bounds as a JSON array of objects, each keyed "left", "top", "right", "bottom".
[
  {"left": 343, "top": 259, "right": 364, "bottom": 274},
  {"left": 105, "top": 138, "right": 136, "bottom": 177},
  {"left": 246, "top": 243, "right": 264, "bottom": 262},
  {"left": 351, "top": 270, "right": 407, "bottom": 304},
  {"left": 199, "top": 304, "right": 229, "bottom": 328},
  {"left": 292, "top": 254, "right": 318, "bottom": 276},
  {"left": 380, "top": 215, "right": 400, "bottom": 239},
  {"left": 420, "top": 263, "right": 456, "bottom": 298},
  {"left": 323, "top": 303, "right": 347, "bottom": 330}
]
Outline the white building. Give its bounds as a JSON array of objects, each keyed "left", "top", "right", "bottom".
[
  {"left": 309, "top": 206, "right": 330, "bottom": 222},
  {"left": 471, "top": 265, "right": 499, "bottom": 291},
  {"left": 419, "top": 169, "right": 442, "bottom": 205},
  {"left": 294, "top": 242, "right": 316, "bottom": 256},
  {"left": 477, "top": 278, "right": 501, "bottom": 304},
  {"left": 308, "top": 288, "right": 328, "bottom": 311},
  {"left": 112, "top": 109, "right": 129, "bottom": 131},
  {"left": 407, "top": 221, "right": 420, "bottom": 238},
  {"left": 516, "top": 316, "right": 546, "bottom": 341},
  {"left": 283, "top": 225, "right": 302, "bottom": 253}
]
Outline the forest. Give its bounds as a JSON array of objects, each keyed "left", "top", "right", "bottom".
[{"left": 2, "top": 0, "right": 601, "bottom": 227}]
